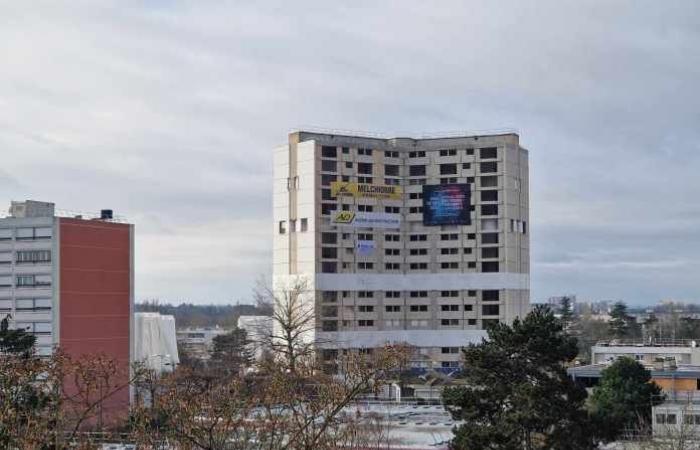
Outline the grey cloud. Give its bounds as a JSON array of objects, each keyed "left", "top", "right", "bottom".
[{"left": 1, "top": 0, "right": 699, "bottom": 304}]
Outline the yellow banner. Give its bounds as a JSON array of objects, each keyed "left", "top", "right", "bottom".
[{"left": 330, "top": 181, "right": 402, "bottom": 200}]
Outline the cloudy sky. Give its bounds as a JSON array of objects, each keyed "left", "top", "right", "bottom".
[{"left": 1, "top": 1, "right": 699, "bottom": 305}]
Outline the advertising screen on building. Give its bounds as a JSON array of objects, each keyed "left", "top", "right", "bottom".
[{"left": 422, "top": 183, "right": 472, "bottom": 226}]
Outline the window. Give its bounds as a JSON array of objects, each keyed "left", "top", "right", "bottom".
[
  {"left": 385, "top": 234, "right": 400, "bottom": 242},
  {"left": 482, "top": 219, "right": 499, "bottom": 231},
  {"left": 358, "top": 262, "right": 374, "bottom": 270},
  {"left": 482, "top": 247, "right": 499, "bottom": 258},
  {"left": 440, "top": 164, "right": 457, "bottom": 175},
  {"left": 480, "top": 147, "right": 498, "bottom": 159},
  {"left": 321, "top": 174, "right": 337, "bottom": 186},
  {"left": 441, "top": 305, "right": 460, "bottom": 312},
  {"left": 482, "top": 233, "right": 499, "bottom": 244},
  {"left": 441, "top": 262, "right": 459, "bottom": 269},
  {"left": 321, "top": 146, "right": 337, "bottom": 158},
  {"left": 441, "top": 290, "right": 459, "bottom": 297},
  {"left": 409, "top": 291, "right": 428, "bottom": 298},
  {"left": 321, "top": 160, "right": 337, "bottom": 172},
  {"left": 342, "top": 204, "right": 351, "bottom": 211},
  {"left": 481, "top": 204, "right": 498, "bottom": 216},
  {"left": 466, "top": 148, "right": 474, "bottom": 155},
  {"left": 656, "top": 414, "right": 677, "bottom": 425},
  {"left": 358, "top": 305, "right": 374, "bottom": 312},
  {"left": 467, "top": 262, "right": 476, "bottom": 269},
  {"left": 358, "top": 163, "right": 373, "bottom": 174},
  {"left": 408, "top": 178, "right": 426, "bottom": 185},
  {"left": 480, "top": 176, "right": 498, "bottom": 187},
  {"left": 483, "top": 290, "right": 500, "bottom": 301},
  {"left": 385, "top": 291, "right": 401, "bottom": 298},
  {"left": 321, "top": 247, "right": 337, "bottom": 259},
  {"left": 358, "top": 320, "right": 374, "bottom": 327},
  {"left": 385, "top": 165, "right": 399, "bottom": 176},
  {"left": 357, "top": 176, "right": 373, "bottom": 183},
  {"left": 321, "top": 204, "right": 334, "bottom": 215},
  {"left": 440, "top": 178, "right": 458, "bottom": 184},
  {"left": 16, "top": 227, "right": 52, "bottom": 240},
  {"left": 468, "top": 290, "right": 477, "bottom": 297},
  {"left": 467, "top": 319, "right": 477, "bottom": 325},
  {"left": 482, "top": 262, "right": 499, "bottom": 272},
  {"left": 441, "top": 233, "right": 458, "bottom": 241},
  {"left": 15, "top": 298, "right": 51, "bottom": 311},
  {"left": 385, "top": 151, "right": 399, "bottom": 158},
  {"left": 345, "top": 247, "right": 353, "bottom": 255},
  {"left": 0, "top": 229, "right": 12, "bottom": 240},
  {"left": 441, "top": 347, "right": 459, "bottom": 354},
  {"left": 410, "top": 249, "right": 427, "bottom": 255},
  {"left": 300, "top": 218, "right": 308, "bottom": 232},
  {"left": 385, "top": 206, "right": 400, "bottom": 214},
  {"left": 15, "top": 250, "right": 51, "bottom": 264},
  {"left": 410, "top": 263, "right": 428, "bottom": 270},
  {"left": 463, "top": 248, "right": 473, "bottom": 254},
  {"left": 483, "top": 305, "right": 500, "bottom": 316},
  {"left": 467, "top": 233, "right": 476, "bottom": 240},
  {"left": 385, "top": 178, "right": 401, "bottom": 186},
  {"left": 342, "top": 147, "right": 349, "bottom": 154},
  {"left": 322, "top": 189, "right": 333, "bottom": 200},
  {"left": 481, "top": 190, "right": 498, "bottom": 202},
  {"left": 409, "top": 192, "right": 423, "bottom": 199},
  {"left": 358, "top": 204, "right": 373, "bottom": 212},
  {"left": 342, "top": 175, "right": 350, "bottom": 182},
  {"left": 322, "top": 321, "right": 338, "bottom": 331},
  {"left": 0, "top": 276, "right": 11, "bottom": 287},
  {"left": 409, "top": 165, "right": 426, "bottom": 176},
  {"left": 385, "top": 305, "right": 401, "bottom": 312},
  {"left": 462, "top": 163, "right": 471, "bottom": 169},
  {"left": 357, "top": 148, "right": 373, "bottom": 156},
  {"left": 345, "top": 161, "right": 353, "bottom": 168},
  {"left": 684, "top": 414, "right": 700, "bottom": 425},
  {"left": 408, "top": 151, "right": 426, "bottom": 158},
  {"left": 480, "top": 161, "right": 498, "bottom": 173},
  {"left": 321, "top": 262, "right": 337, "bottom": 273},
  {"left": 467, "top": 176, "right": 475, "bottom": 183},
  {"left": 441, "top": 248, "right": 459, "bottom": 255},
  {"left": 322, "top": 291, "right": 337, "bottom": 302},
  {"left": 409, "top": 206, "right": 423, "bottom": 214},
  {"left": 321, "top": 232, "right": 337, "bottom": 244},
  {"left": 385, "top": 249, "right": 400, "bottom": 256},
  {"left": 465, "top": 305, "right": 473, "bottom": 311},
  {"left": 439, "top": 149, "right": 457, "bottom": 156},
  {"left": 358, "top": 291, "right": 374, "bottom": 298},
  {"left": 441, "top": 319, "right": 459, "bottom": 326},
  {"left": 409, "top": 234, "right": 427, "bottom": 241},
  {"left": 410, "top": 305, "right": 428, "bottom": 312},
  {"left": 321, "top": 306, "right": 338, "bottom": 317},
  {"left": 357, "top": 233, "right": 373, "bottom": 241}
]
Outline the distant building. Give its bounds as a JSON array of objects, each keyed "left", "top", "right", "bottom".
[
  {"left": 0, "top": 200, "right": 134, "bottom": 420},
  {"left": 547, "top": 295, "right": 576, "bottom": 313},
  {"left": 237, "top": 315, "right": 273, "bottom": 360},
  {"left": 134, "top": 312, "right": 179, "bottom": 372},
  {"left": 273, "top": 130, "right": 529, "bottom": 369},
  {"left": 176, "top": 327, "right": 227, "bottom": 359},
  {"left": 590, "top": 339, "right": 700, "bottom": 366}
]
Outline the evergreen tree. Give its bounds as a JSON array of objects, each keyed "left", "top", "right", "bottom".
[
  {"left": 210, "top": 328, "right": 252, "bottom": 376},
  {"left": 443, "top": 306, "right": 600, "bottom": 450},
  {"left": 559, "top": 297, "right": 574, "bottom": 330},
  {"left": 0, "top": 315, "right": 36, "bottom": 355},
  {"left": 608, "top": 301, "right": 631, "bottom": 339},
  {"left": 589, "top": 357, "right": 663, "bottom": 439}
]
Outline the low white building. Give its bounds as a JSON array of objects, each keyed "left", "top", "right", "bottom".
[
  {"left": 134, "top": 312, "right": 179, "bottom": 373},
  {"left": 176, "top": 327, "right": 228, "bottom": 359},
  {"left": 237, "top": 315, "right": 273, "bottom": 360},
  {"left": 591, "top": 340, "right": 700, "bottom": 366}
]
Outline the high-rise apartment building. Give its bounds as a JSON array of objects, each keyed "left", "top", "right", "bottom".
[
  {"left": 273, "top": 131, "right": 529, "bottom": 369},
  {"left": 0, "top": 200, "right": 134, "bottom": 413}
]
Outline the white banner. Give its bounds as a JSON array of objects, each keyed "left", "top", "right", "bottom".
[
  {"left": 356, "top": 240, "right": 376, "bottom": 257},
  {"left": 331, "top": 211, "right": 401, "bottom": 229}
]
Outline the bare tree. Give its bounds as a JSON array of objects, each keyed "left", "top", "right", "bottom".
[{"left": 254, "top": 276, "right": 318, "bottom": 374}]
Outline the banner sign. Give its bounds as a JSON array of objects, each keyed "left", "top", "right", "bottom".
[
  {"left": 356, "top": 240, "right": 376, "bottom": 257},
  {"left": 330, "top": 181, "right": 402, "bottom": 200},
  {"left": 422, "top": 183, "right": 472, "bottom": 226},
  {"left": 331, "top": 211, "right": 401, "bottom": 229}
]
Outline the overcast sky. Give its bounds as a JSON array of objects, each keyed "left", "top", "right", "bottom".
[{"left": 1, "top": 1, "right": 699, "bottom": 306}]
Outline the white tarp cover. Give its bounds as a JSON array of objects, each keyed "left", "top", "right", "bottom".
[{"left": 134, "top": 312, "right": 180, "bottom": 372}]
